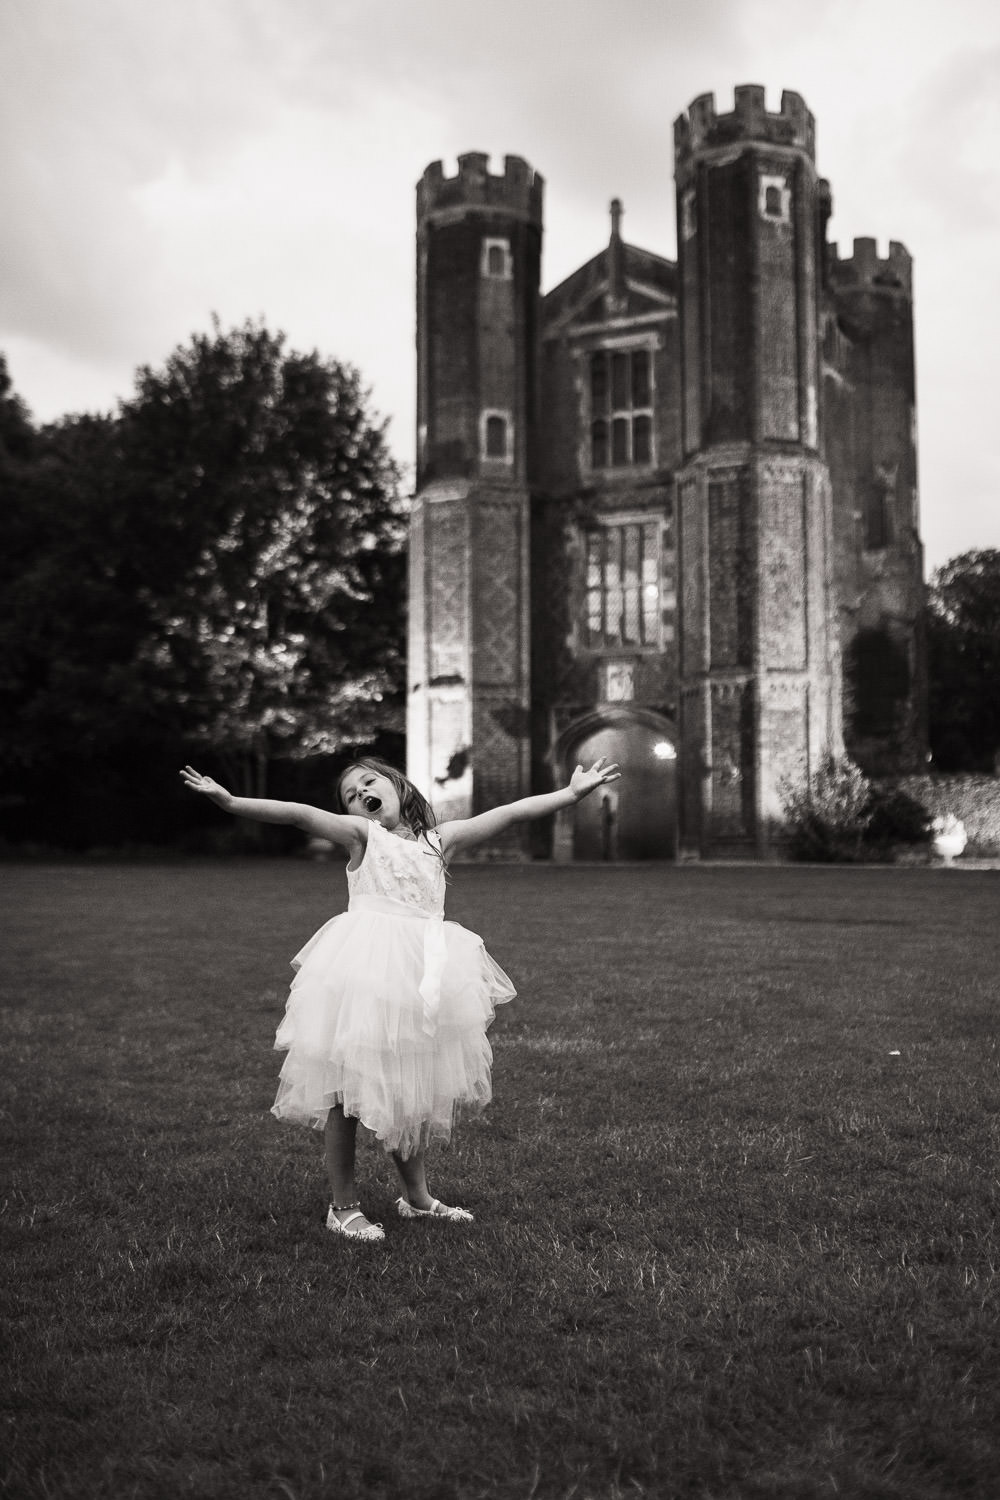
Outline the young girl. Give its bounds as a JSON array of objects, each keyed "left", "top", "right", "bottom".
[{"left": 180, "top": 755, "right": 620, "bottom": 1242}]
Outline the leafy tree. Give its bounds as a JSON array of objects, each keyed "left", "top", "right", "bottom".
[
  {"left": 0, "top": 355, "right": 40, "bottom": 631},
  {"left": 119, "top": 319, "right": 407, "bottom": 796},
  {"left": 0, "top": 410, "right": 155, "bottom": 769},
  {"left": 927, "top": 550, "right": 1000, "bottom": 772},
  {"left": 0, "top": 324, "right": 407, "bottom": 848},
  {"left": 0, "top": 354, "right": 34, "bottom": 465}
]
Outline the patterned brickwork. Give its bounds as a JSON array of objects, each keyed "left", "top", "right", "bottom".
[
  {"left": 429, "top": 696, "right": 467, "bottom": 781},
  {"left": 680, "top": 683, "right": 706, "bottom": 845},
  {"left": 470, "top": 696, "right": 529, "bottom": 856},
  {"left": 759, "top": 464, "right": 808, "bottom": 670},
  {"left": 710, "top": 680, "right": 753, "bottom": 838},
  {"left": 678, "top": 477, "right": 703, "bottom": 678},
  {"left": 761, "top": 677, "right": 810, "bottom": 795},
  {"left": 472, "top": 501, "right": 523, "bottom": 687},
  {"left": 407, "top": 501, "right": 426, "bottom": 687},
  {"left": 427, "top": 502, "right": 468, "bottom": 682},
  {"left": 707, "top": 467, "right": 753, "bottom": 669}
]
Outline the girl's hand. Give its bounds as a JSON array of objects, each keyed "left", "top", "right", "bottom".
[
  {"left": 569, "top": 757, "right": 621, "bottom": 801},
  {"left": 180, "top": 766, "right": 233, "bottom": 810}
]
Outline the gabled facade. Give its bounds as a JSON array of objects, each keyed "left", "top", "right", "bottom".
[{"left": 407, "top": 88, "right": 925, "bottom": 859}]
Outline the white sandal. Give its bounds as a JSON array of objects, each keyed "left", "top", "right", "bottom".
[
  {"left": 326, "top": 1202, "right": 385, "bottom": 1242},
  {"left": 396, "top": 1196, "right": 473, "bottom": 1223}
]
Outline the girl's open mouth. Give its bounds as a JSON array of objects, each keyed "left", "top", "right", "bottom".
[{"left": 362, "top": 794, "right": 382, "bottom": 813}]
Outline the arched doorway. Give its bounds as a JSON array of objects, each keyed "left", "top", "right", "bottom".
[{"left": 558, "top": 712, "right": 678, "bottom": 860}]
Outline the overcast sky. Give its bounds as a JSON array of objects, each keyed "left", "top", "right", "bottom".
[{"left": 2, "top": 0, "right": 998, "bottom": 573}]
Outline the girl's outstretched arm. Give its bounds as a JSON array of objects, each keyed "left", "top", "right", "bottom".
[
  {"left": 179, "top": 766, "right": 368, "bottom": 853},
  {"left": 437, "top": 758, "right": 620, "bottom": 859}
]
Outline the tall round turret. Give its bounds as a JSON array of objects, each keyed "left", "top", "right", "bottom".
[
  {"left": 416, "top": 153, "right": 543, "bottom": 487},
  {"left": 408, "top": 155, "right": 544, "bottom": 849},
  {"left": 674, "top": 85, "right": 820, "bottom": 454},
  {"left": 828, "top": 237, "right": 925, "bottom": 771},
  {"left": 673, "top": 87, "right": 841, "bottom": 856}
]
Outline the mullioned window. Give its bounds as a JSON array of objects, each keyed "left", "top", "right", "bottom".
[{"left": 589, "top": 348, "right": 654, "bottom": 470}]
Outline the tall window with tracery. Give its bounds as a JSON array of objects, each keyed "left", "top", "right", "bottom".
[
  {"left": 589, "top": 348, "right": 654, "bottom": 470},
  {"left": 585, "top": 520, "right": 664, "bottom": 649}
]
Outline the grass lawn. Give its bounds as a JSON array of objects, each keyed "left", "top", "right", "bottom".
[{"left": 2, "top": 858, "right": 999, "bottom": 1500}]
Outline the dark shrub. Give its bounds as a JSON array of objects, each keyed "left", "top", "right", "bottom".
[{"left": 864, "top": 785, "right": 932, "bottom": 852}]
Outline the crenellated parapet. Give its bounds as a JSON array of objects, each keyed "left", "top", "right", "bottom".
[
  {"left": 674, "top": 85, "right": 815, "bottom": 166},
  {"left": 418, "top": 153, "right": 543, "bottom": 226},
  {"left": 829, "top": 237, "right": 912, "bottom": 296}
]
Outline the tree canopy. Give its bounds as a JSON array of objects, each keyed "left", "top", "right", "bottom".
[
  {"left": 0, "top": 323, "right": 407, "bottom": 845},
  {"left": 119, "top": 321, "right": 407, "bottom": 792},
  {"left": 926, "top": 548, "right": 1000, "bottom": 772}
]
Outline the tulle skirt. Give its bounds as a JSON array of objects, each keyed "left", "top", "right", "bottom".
[{"left": 271, "top": 898, "right": 516, "bottom": 1157}]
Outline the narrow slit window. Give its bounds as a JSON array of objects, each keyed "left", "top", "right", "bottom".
[
  {"left": 631, "top": 349, "right": 650, "bottom": 406},
  {"left": 591, "top": 419, "right": 608, "bottom": 471},
  {"left": 633, "top": 414, "right": 652, "bottom": 466},
  {"left": 611, "top": 352, "right": 629, "bottom": 410},
  {"left": 481, "top": 238, "right": 512, "bottom": 278},
  {"left": 591, "top": 353, "right": 607, "bottom": 409},
  {"left": 866, "top": 483, "right": 891, "bottom": 550},
  {"left": 485, "top": 414, "right": 507, "bottom": 459}
]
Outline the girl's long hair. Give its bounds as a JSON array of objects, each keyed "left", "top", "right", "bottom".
[{"left": 336, "top": 758, "right": 439, "bottom": 840}]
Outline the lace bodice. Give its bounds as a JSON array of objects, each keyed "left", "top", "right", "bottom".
[{"left": 347, "top": 822, "right": 446, "bottom": 916}]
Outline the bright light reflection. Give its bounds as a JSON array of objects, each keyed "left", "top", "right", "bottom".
[{"left": 653, "top": 741, "right": 676, "bottom": 760}]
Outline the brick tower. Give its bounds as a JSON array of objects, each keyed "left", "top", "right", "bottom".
[
  {"left": 673, "top": 87, "right": 842, "bottom": 856},
  {"left": 826, "top": 237, "right": 925, "bottom": 774},
  {"left": 408, "top": 154, "right": 542, "bottom": 849}
]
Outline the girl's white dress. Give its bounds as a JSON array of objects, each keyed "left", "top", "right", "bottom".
[{"left": 271, "top": 821, "right": 516, "bottom": 1157}]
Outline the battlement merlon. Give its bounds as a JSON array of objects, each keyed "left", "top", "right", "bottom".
[
  {"left": 673, "top": 86, "right": 816, "bottom": 164},
  {"left": 829, "top": 237, "right": 912, "bottom": 296},
  {"left": 417, "top": 153, "right": 544, "bottom": 226}
]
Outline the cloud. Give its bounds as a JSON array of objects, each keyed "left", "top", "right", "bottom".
[
  {"left": 0, "top": 0, "right": 285, "bottom": 358},
  {"left": 2, "top": 0, "right": 1000, "bottom": 563}
]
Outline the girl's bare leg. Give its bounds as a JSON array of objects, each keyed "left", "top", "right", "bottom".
[
  {"left": 324, "top": 1106, "right": 378, "bottom": 1228},
  {"left": 391, "top": 1146, "right": 434, "bottom": 1210}
]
